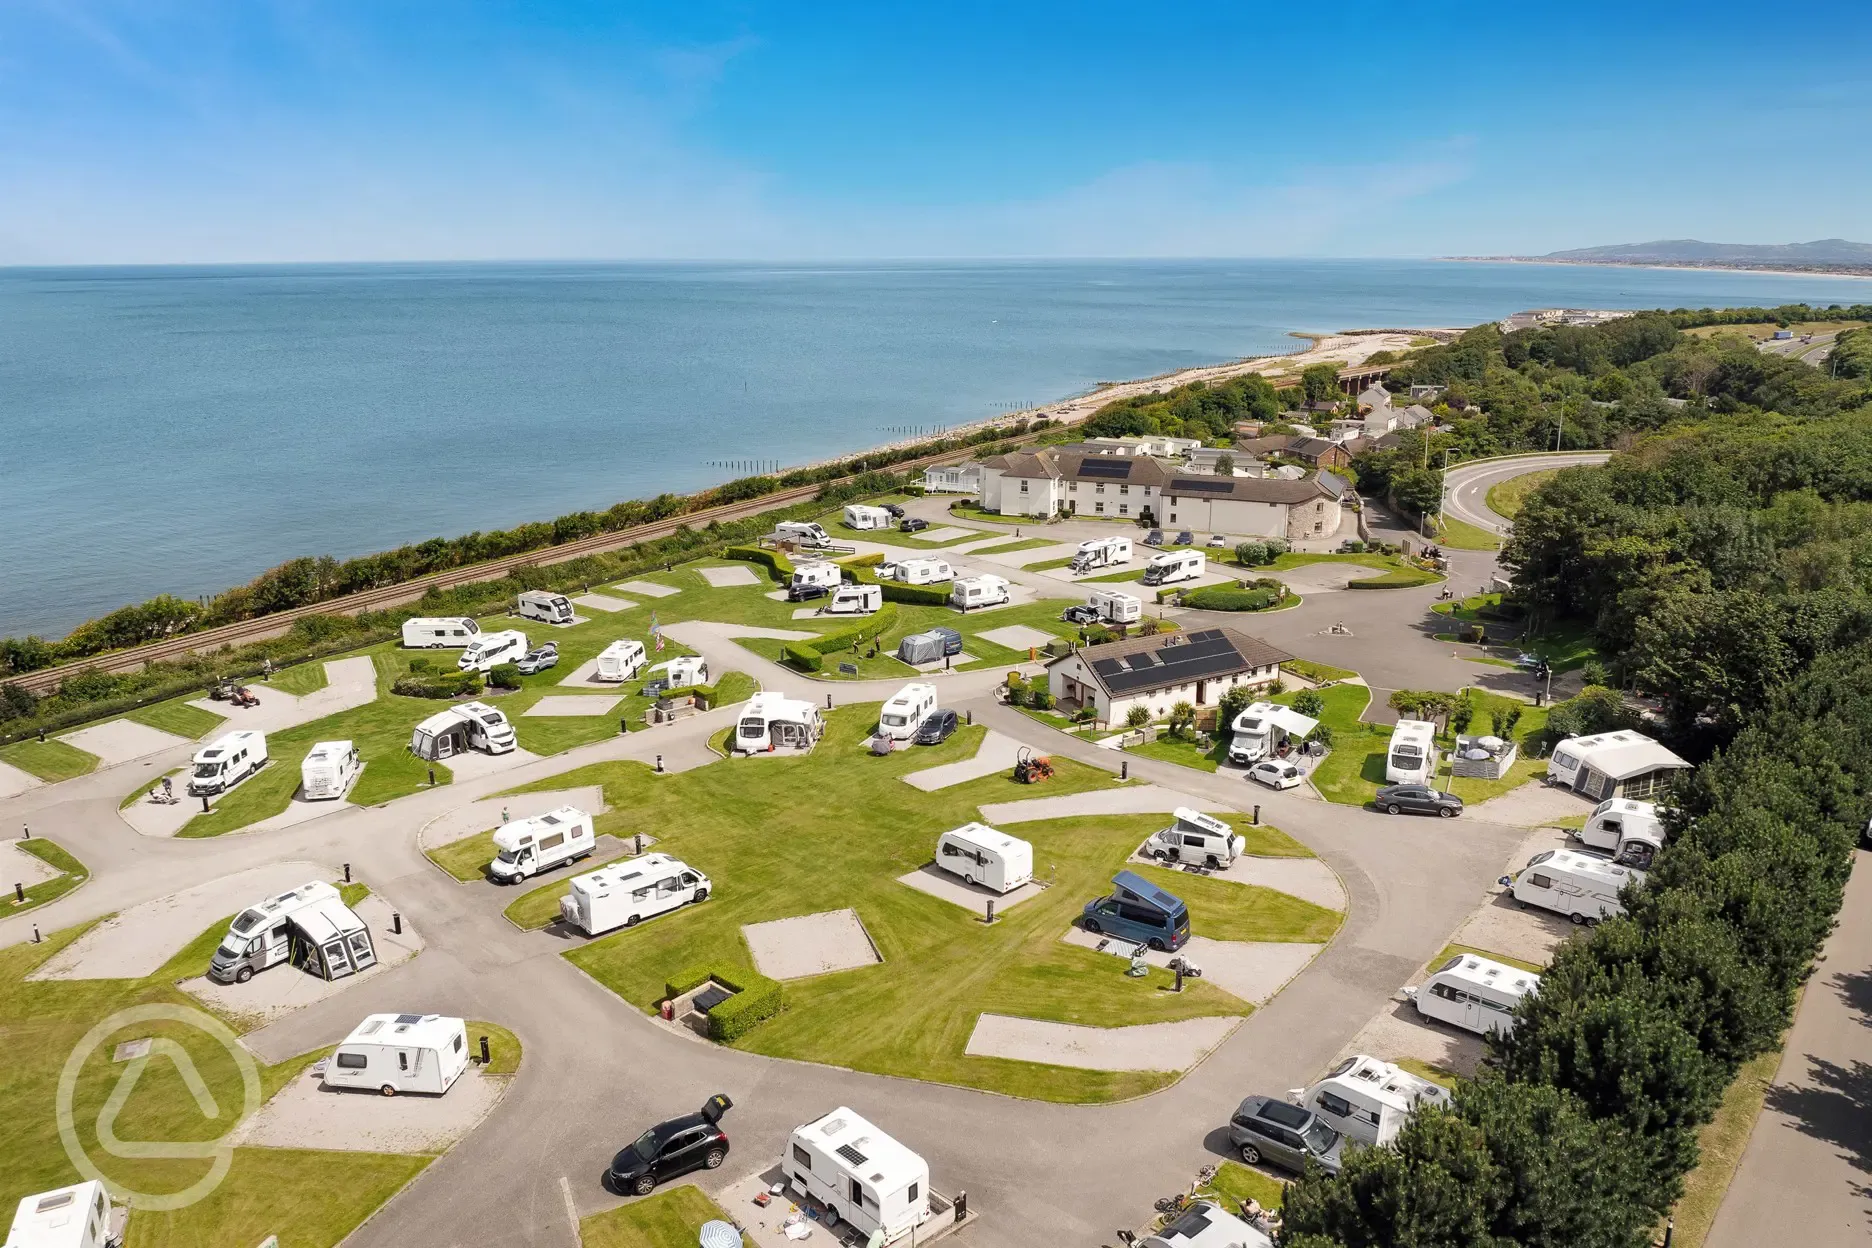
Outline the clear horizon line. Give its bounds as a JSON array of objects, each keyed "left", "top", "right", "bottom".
[{"left": 0, "top": 254, "right": 1467, "bottom": 272}]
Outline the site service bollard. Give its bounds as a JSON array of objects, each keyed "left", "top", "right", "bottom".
[
  {"left": 14, "top": 883, "right": 23, "bottom": 905},
  {"left": 955, "top": 1192, "right": 967, "bottom": 1222},
  {"left": 479, "top": 1035, "right": 491, "bottom": 1065},
  {"left": 1120, "top": 760, "right": 1128, "bottom": 781},
  {"left": 201, "top": 796, "right": 211, "bottom": 814},
  {"left": 428, "top": 767, "right": 436, "bottom": 786},
  {"left": 825, "top": 693, "right": 833, "bottom": 710},
  {"left": 391, "top": 912, "right": 402, "bottom": 935},
  {"left": 965, "top": 709, "right": 972, "bottom": 726},
  {"left": 20, "top": 824, "right": 27, "bottom": 840},
  {"left": 32, "top": 925, "right": 40, "bottom": 943},
  {"left": 656, "top": 754, "right": 664, "bottom": 773},
  {"left": 1253, "top": 804, "right": 1261, "bottom": 825},
  {"left": 1174, "top": 963, "right": 1185, "bottom": 993},
  {"left": 343, "top": 863, "right": 351, "bottom": 884},
  {"left": 985, "top": 898, "right": 995, "bottom": 925},
  {"left": 635, "top": 833, "right": 643, "bottom": 855}
]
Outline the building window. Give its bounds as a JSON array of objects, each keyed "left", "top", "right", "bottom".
[
  {"left": 1095, "top": 483, "right": 1106, "bottom": 494},
  {"left": 1169, "top": 513, "right": 1177, "bottom": 523},
  {"left": 1119, "top": 484, "right": 1130, "bottom": 495},
  {"left": 1069, "top": 481, "right": 1077, "bottom": 491},
  {"left": 1119, "top": 504, "right": 1129, "bottom": 515},
  {"left": 1019, "top": 480, "right": 1029, "bottom": 493},
  {"left": 1095, "top": 502, "right": 1105, "bottom": 514}
]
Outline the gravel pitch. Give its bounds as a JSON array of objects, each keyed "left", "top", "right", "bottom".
[
  {"left": 743, "top": 908, "right": 881, "bottom": 980},
  {"left": 522, "top": 695, "right": 623, "bottom": 718},
  {"left": 572, "top": 593, "right": 637, "bottom": 613},
  {"left": 965, "top": 1012, "right": 1240, "bottom": 1072},
  {"left": 233, "top": 1064, "right": 506, "bottom": 1153}
]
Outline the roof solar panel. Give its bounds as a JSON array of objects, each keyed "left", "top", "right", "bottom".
[
  {"left": 1174, "top": 478, "right": 1234, "bottom": 493},
  {"left": 1077, "top": 459, "right": 1132, "bottom": 479},
  {"left": 1091, "top": 658, "right": 1124, "bottom": 676}
]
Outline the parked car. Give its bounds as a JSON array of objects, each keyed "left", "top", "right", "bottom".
[
  {"left": 1206, "top": 534, "right": 1227, "bottom": 547},
  {"left": 881, "top": 503, "right": 906, "bottom": 519},
  {"left": 1143, "top": 529, "right": 1165, "bottom": 547},
  {"left": 1174, "top": 531, "right": 1195, "bottom": 546},
  {"left": 1228, "top": 1095, "right": 1345, "bottom": 1175},
  {"left": 607, "top": 1096, "right": 733, "bottom": 1195},
  {"left": 516, "top": 643, "right": 559, "bottom": 675},
  {"left": 1248, "top": 760, "right": 1305, "bottom": 790},
  {"left": 1375, "top": 783, "right": 1464, "bottom": 818},
  {"left": 1061, "top": 604, "right": 1101, "bottom": 625},
  {"left": 915, "top": 709, "right": 959, "bottom": 746},
  {"left": 790, "top": 582, "right": 831, "bottom": 602},
  {"left": 901, "top": 517, "right": 930, "bottom": 533}
]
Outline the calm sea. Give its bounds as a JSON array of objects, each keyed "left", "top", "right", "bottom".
[{"left": 3, "top": 259, "right": 1864, "bottom": 637}]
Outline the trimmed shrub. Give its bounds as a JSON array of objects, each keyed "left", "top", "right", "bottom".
[
  {"left": 781, "top": 642, "right": 822, "bottom": 672},
  {"left": 880, "top": 582, "right": 951, "bottom": 606},
  {"left": 487, "top": 662, "right": 523, "bottom": 690},
  {"left": 1028, "top": 688, "right": 1054, "bottom": 711},
  {"left": 392, "top": 670, "right": 483, "bottom": 699},
  {"left": 1182, "top": 586, "right": 1280, "bottom": 611},
  {"left": 663, "top": 965, "right": 785, "bottom": 1042},
  {"left": 840, "top": 552, "right": 887, "bottom": 569},
  {"left": 780, "top": 603, "right": 901, "bottom": 671}
]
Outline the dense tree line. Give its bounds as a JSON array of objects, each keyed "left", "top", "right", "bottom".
[{"left": 1076, "top": 373, "right": 1285, "bottom": 444}]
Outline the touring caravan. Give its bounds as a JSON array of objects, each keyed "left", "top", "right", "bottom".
[
  {"left": 206, "top": 880, "right": 377, "bottom": 984},
  {"left": 1090, "top": 588, "right": 1142, "bottom": 624},
  {"left": 188, "top": 730, "right": 267, "bottom": 797},
  {"left": 457, "top": 629, "right": 528, "bottom": 672},
  {"left": 1142, "top": 808, "right": 1247, "bottom": 868},
  {"left": 516, "top": 590, "right": 575, "bottom": 626},
  {"left": 1403, "top": 952, "right": 1540, "bottom": 1037},
  {"left": 488, "top": 806, "right": 596, "bottom": 883},
  {"left": 935, "top": 823, "right": 1033, "bottom": 894},
  {"left": 1503, "top": 848, "right": 1641, "bottom": 925},
  {"left": 950, "top": 575, "right": 1011, "bottom": 610},
  {"left": 786, "top": 1107, "right": 932, "bottom": 1243},
  {"left": 774, "top": 521, "right": 833, "bottom": 547},
  {"left": 1229, "top": 702, "right": 1318, "bottom": 766},
  {"left": 891, "top": 557, "right": 953, "bottom": 585},
  {"left": 844, "top": 504, "right": 893, "bottom": 531},
  {"left": 878, "top": 684, "right": 938, "bottom": 742},
  {"left": 789, "top": 560, "right": 843, "bottom": 600},
  {"left": 1385, "top": 719, "right": 1438, "bottom": 784},
  {"left": 401, "top": 616, "right": 480, "bottom": 649},
  {"left": 559, "top": 854, "right": 712, "bottom": 936},
  {"left": 645, "top": 656, "right": 708, "bottom": 694},
  {"left": 1576, "top": 797, "right": 1665, "bottom": 870},
  {"left": 735, "top": 692, "right": 825, "bottom": 753},
  {"left": 1290, "top": 1054, "right": 1453, "bottom": 1148},
  {"left": 596, "top": 639, "right": 648, "bottom": 682},
  {"left": 408, "top": 701, "right": 517, "bottom": 760},
  {"left": 823, "top": 584, "right": 883, "bottom": 615},
  {"left": 1071, "top": 535, "right": 1132, "bottom": 573},
  {"left": 6, "top": 1181, "right": 113, "bottom": 1248},
  {"left": 300, "top": 740, "right": 362, "bottom": 800},
  {"left": 1141, "top": 549, "right": 1206, "bottom": 586},
  {"left": 324, "top": 1013, "right": 469, "bottom": 1096}
]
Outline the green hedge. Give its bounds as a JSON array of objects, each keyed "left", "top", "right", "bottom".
[
  {"left": 723, "top": 546, "right": 794, "bottom": 579},
  {"left": 880, "top": 582, "right": 952, "bottom": 606},
  {"left": 781, "top": 642, "right": 823, "bottom": 672},
  {"left": 664, "top": 964, "right": 786, "bottom": 1042},
  {"left": 391, "top": 671, "right": 484, "bottom": 698},
  {"left": 839, "top": 552, "right": 886, "bottom": 569},
  {"left": 1182, "top": 586, "right": 1281, "bottom": 611},
  {"left": 782, "top": 603, "right": 901, "bottom": 671}
]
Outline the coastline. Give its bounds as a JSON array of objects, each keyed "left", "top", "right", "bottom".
[{"left": 1437, "top": 256, "right": 1872, "bottom": 282}]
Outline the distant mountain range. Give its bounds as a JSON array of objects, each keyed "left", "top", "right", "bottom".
[{"left": 1543, "top": 239, "right": 1872, "bottom": 266}]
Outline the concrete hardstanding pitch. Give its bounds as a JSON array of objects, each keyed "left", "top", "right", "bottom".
[
  {"left": 2, "top": 838, "right": 63, "bottom": 886},
  {"left": 0, "top": 761, "right": 42, "bottom": 800},
  {"left": 911, "top": 526, "right": 978, "bottom": 544},
  {"left": 181, "top": 894, "right": 424, "bottom": 1025},
  {"left": 975, "top": 624, "right": 1058, "bottom": 651},
  {"left": 1336, "top": 999, "right": 1487, "bottom": 1079},
  {"left": 232, "top": 1064, "right": 507, "bottom": 1153},
  {"left": 895, "top": 865, "right": 1045, "bottom": 918},
  {"left": 1467, "top": 780, "right": 1597, "bottom": 827},
  {"left": 901, "top": 730, "right": 1025, "bottom": 792},
  {"left": 698, "top": 565, "right": 761, "bottom": 588},
  {"left": 59, "top": 719, "right": 188, "bottom": 766},
  {"left": 522, "top": 695, "right": 623, "bottom": 718},
  {"left": 1059, "top": 926, "right": 1322, "bottom": 1007},
  {"left": 964, "top": 1012, "right": 1240, "bottom": 1072},
  {"left": 572, "top": 593, "right": 637, "bottom": 613},
  {"left": 442, "top": 747, "right": 544, "bottom": 783},
  {"left": 742, "top": 908, "right": 881, "bottom": 980},
  {"left": 1129, "top": 852, "right": 1347, "bottom": 912},
  {"left": 615, "top": 579, "right": 681, "bottom": 599},
  {"left": 556, "top": 658, "right": 627, "bottom": 689},
  {"left": 978, "top": 783, "right": 1211, "bottom": 825},
  {"left": 417, "top": 785, "right": 607, "bottom": 849}
]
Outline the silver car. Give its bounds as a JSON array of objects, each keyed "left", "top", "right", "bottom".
[{"left": 1228, "top": 1095, "right": 1344, "bottom": 1175}]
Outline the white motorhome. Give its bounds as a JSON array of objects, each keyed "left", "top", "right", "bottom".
[
  {"left": 646, "top": 655, "right": 708, "bottom": 692},
  {"left": 1142, "top": 1199, "right": 1271, "bottom": 1248},
  {"left": 1141, "top": 549, "right": 1206, "bottom": 586},
  {"left": 516, "top": 589, "right": 575, "bottom": 625},
  {"left": 891, "top": 557, "right": 953, "bottom": 585},
  {"left": 1576, "top": 798, "right": 1665, "bottom": 870},
  {"left": 1071, "top": 536, "right": 1133, "bottom": 573},
  {"left": 789, "top": 560, "right": 843, "bottom": 599},
  {"left": 1504, "top": 848, "right": 1642, "bottom": 925},
  {"left": 488, "top": 806, "right": 595, "bottom": 884},
  {"left": 324, "top": 1013, "right": 470, "bottom": 1096},
  {"left": 736, "top": 692, "right": 826, "bottom": 753},
  {"left": 786, "top": 1107, "right": 931, "bottom": 1243},
  {"left": 877, "top": 683, "right": 938, "bottom": 742},
  {"left": 6, "top": 1181, "right": 113, "bottom": 1248},
  {"left": 188, "top": 730, "right": 267, "bottom": 797},
  {"left": 1089, "top": 588, "right": 1142, "bottom": 624},
  {"left": 1385, "top": 719, "right": 1438, "bottom": 784},
  {"left": 401, "top": 616, "right": 480, "bottom": 649},
  {"left": 206, "top": 880, "right": 378, "bottom": 984},
  {"left": 1228, "top": 702, "right": 1318, "bottom": 766},
  {"left": 596, "top": 639, "right": 648, "bottom": 682},
  {"left": 458, "top": 629, "right": 528, "bottom": 672},
  {"left": 950, "top": 575, "right": 1010, "bottom": 610},
  {"left": 1404, "top": 952, "right": 1540, "bottom": 1037},
  {"left": 843, "top": 504, "right": 893, "bottom": 531},
  {"left": 934, "top": 823, "right": 1033, "bottom": 894},
  {"left": 774, "top": 521, "right": 833, "bottom": 547},
  {"left": 300, "top": 739, "right": 362, "bottom": 800},
  {"left": 823, "top": 583, "right": 883, "bottom": 615},
  {"left": 558, "top": 854, "right": 712, "bottom": 936},
  {"left": 1290, "top": 1054, "right": 1453, "bottom": 1148},
  {"left": 408, "top": 701, "right": 517, "bottom": 760},
  {"left": 1142, "top": 808, "right": 1247, "bottom": 868}
]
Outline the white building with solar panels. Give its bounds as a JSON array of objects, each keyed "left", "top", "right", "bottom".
[{"left": 1043, "top": 627, "right": 1292, "bottom": 727}]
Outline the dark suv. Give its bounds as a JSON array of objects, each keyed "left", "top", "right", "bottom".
[
  {"left": 901, "top": 516, "right": 930, "bottom": 533},
  {"left": 1229, "top": 1095, "right": 1344, "bottom": 1175},
  {"left": 608, "top": 1095, "right": 734, "bottom": 1195},
  {"left": 915, "top": 709, "right": 959, "bottom": 745},
  {"left": 1374, "top": 783, "right": 1464, "bottom": 818},
  {"left": 1143, "top": 529, "right": 1166, "bottom": 547}
]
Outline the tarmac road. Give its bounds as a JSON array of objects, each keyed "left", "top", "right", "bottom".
[{"left": 1441, "top": 452, "right": 1611, "bottom": 537}]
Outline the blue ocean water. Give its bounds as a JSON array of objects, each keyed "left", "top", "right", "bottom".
[{"left": 2, "top": 259, "right": 1864, "bottom": 637}]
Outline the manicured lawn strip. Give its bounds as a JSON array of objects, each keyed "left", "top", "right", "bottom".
[
  {"left": 1433, "top": 942, "right": 1546, "bottom": 975},
  {"left": 1236, "top": 824, "right": 1315, "bottom": 858},
  {"left": 123, "top": 1150, "right": 432, "bottom": 1248},
  {"left": 944, "top": 503, "right": 1026, "bottom": 525},
  {"left": 265, "top": 661, "right": 331, "bottom": 697},
  {"left": 502, "top": 853, "right": 632, "bottom": 929},
  {"left": 824, "top": 519, "right": 989, "bottom": 549},
  {"left": 127, "top": 699, "right": 226, "bottom": 740},
  {"left": 338, "top": 881, "right": 371, "bottom": 908},
  {"left": 1439, "top": 756, "right": 1547, "bottom": 804},
  {"left": 1124, "top": 733, "right": 1224, "bottom": 773},
  {"left": 6, "top": 838, "right": 87, "bottom": 914},
  {"left": 1023, "top": 555, "right": 1076, "bottom": 572},
  {"left": 465, "top": 1019, "right": 524, "bottom": 1075},
  {"left": 581, "top": 1184, "right": 732, "bottom": 1248},
  {"left": 1200, "top": 1160, "right": 1286, "bottom": 1213},
  {"left": 964, "top": 536, "right": 1055, "bottom": 557},
  {"left": 1132, "top": 864, "right": 1343, "bottom": 942},
  {"left": 1392, "top": 1057, "right": 1459, "bottom": 1089},
  {"left": 1344, "top": 566, "right": 1444, "bottom": 588},
  {"left": 1434, "top": 514, "right": 1499, "bottom": 550},
  {"left": 1668, "top": 1047, "right": 1782, "bottom": 1248},
  {"left": 739, "top": 598, "right": 1079, "bottom": 681},
  {"left": 1483, "top": 469, "right": 1558, "bottom": 521},
  {"left": 1264, "top": 551, "right": 1405, "bottom": 573},
  {"left": 427, "top": 830, "right": 500, "bottom": 883},
  {"left": 1273, "top": 684, "right": 1386, "bottom": 807},
  {"left": 1285, "top": 658, "right": 1358, "bottom": 683},
  {"left": 0, "top": 737, "right": 99, "bottom": 782}
]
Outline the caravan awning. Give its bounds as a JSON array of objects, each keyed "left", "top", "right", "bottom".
[
  {"left": 289, "top": 897, "right": 367, "bottom": 944},
  {"left": 1261, "top": 706, "right": 1318, "bottom": 737}
]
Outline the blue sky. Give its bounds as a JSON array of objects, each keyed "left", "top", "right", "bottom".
[{"left": 1, "top": 1, "right": 1867, "bottom": 263}]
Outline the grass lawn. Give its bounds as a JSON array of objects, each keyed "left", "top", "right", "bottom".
[
  {"left": 1124, "top": 732, "right": 1225, "bottom": 773},
  {"left": 1392, "top": 1057, "right": 1460, "bottom": 1088},
  {"left": 0, "top": 737, "right": 99, "bottom": 783},
  {"left": 823, "top": 518, "right": 989, "bottom": 549},
  {"left": 1438, "top": 755, "right": 1548, "bottom": 804},
  {"left": 1434, "top": 514, "right": 1499, "bottom": 551},
  {"left": 1433, "top": 942, "right": 1545, "bottom": 975},
  {"left": 1669, "top": 1046, "right": 1783, "bottom": 1248},
  {"left": 1285, "top": 658, "right": 1359, "bottom": 683},
  {"left": 738, "top": 597, "right": 1080, "bottom": 681},
  {"left": 966, "top": 536, "right": 1056, "bottom": 557},
  {"left": 580, "top": 1184, "right": 732, "bottom": 1248},
  {"left": 466, "top": 1019, "right": 524, "bottom": 1074},
  {"left": 1200, "top": 1160, "right": 1286, "bottom": 1214},
  {"left": 5, "top": 838, "right": 87, "bottom": 915},
  {"left": 1344, "top": 566, "right": 1444, "bottom": 589},
  {"left": 1272, "top": 685, "right": 1386, "bottom": 806},
  {"left": 1483, "top": 469, "right": 1557, "bottom": 521},
  {"left": 1132, "top": 864, "right": 1342, "bottom": 941},
  {"left": 426, "top": 829, "right": 505, "bottom": 883},
  {"left": 266, "top": 661, "right": 331, "bottom": 697},
  {"left": 127, "top": 699, "right": 227, "bottom": 740},
  {"left": 944, "top": 503, "right": 1027, "bottom": 526},
  {"left": 1023, "top": 555, "right": 1077, "bottom": 572}
]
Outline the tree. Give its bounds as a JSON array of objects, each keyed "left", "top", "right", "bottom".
[
  {"left": 1292, "top": 689, "right": 1325, "bottom": 718},
  {"left": 1214, "top": 452, "right": 1236, "bottom": 476},
  {"left": 1168, "top": 701, "right": 1197, "bottom": 738},
  {"left": 1301, "top": 362, "right": 1343, "bottom": 405},
  {"left": 1126, "top": 705, "right": 1151, "bottom": 729},
  {"left": 1281, "top": 1107, "right": 1499, "bottom": 1248},
  {"left": 1216, "top": 684, "right": 1255, "bottom": 734},
  {"left": 1450, "top": 690, "right": 1476, "bottom": 735},
  {"left": 1235, "top": 540, "right": 1269, "bottom": 567}
]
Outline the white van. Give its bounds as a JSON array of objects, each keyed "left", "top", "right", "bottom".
[
  {"left": 1228, "top": 702, "right": 1318, "bottom": 766},
  {"left": 786, "top": 1107, "right": 931, "bottom": 1243},
  {"left": 401, "top": 616, "right": 480, "bottom": 649},
  {"left": 559, "top": 854, "right": 712, "bottom": 936},
  {"left": 892, "top": 557, "right": 953, "bottom": 585},
  {"left": 488, "top": 806, "right": 595, "bottom": 884},
  {"left": 1403, "top": 952, "right": 1540, "bottom": 1037},
  {"left": 324, "top": 1013, "right": 470, "bottom": 1096},
  {"left": 1090, "top": 588, "right": 1142, "bottom": 624},
  {"left": 823, "top": 583, "right": 882, "bottom": 615},
  {"left": 596, "top": 639, "right": 648, "bottom": 682},
  {"left": 1575, "top": 797, "right": 1664, "bottom": 870},
  {"left": 844, "top": 504, "right": 893, "bottom": 531},
  {"left": 950, "top": 575, "right": 1010, "bottom": 610},
  {"left": 458, "top": 629, "right": 529, "bottom": 672},
  {"left": 1071, "top": 535, "right": 1132, "bottom": 573},
  {"left": 516, "top": 589, "right": 575, "bottom": 625},
  {"left": 1289, "top": 1054, "right": 1453, "bottom": 1148},
  {"left": 1141, "top": 549, "right": 1206, "bottom": 586},
  {"left": 878, "top": 683, "right": 938, "bottom": 741},
  {"left": 1503, "top": 848, "right": 1641, "bottom": 925},
  {"left": 300, "top": 739, "right": 362, "bottom": 800},
  {"left": 188, "top": 730, "right": 267, "bottom": 797},
  {"left": 6, "top": 1181, "right": 113, "bottom": 1248},
  {"left": 774, "top": 521, "right": 833, "bottom": 547},
  {"left": 736, "top": 692, "right": 825, "bottom": 753},
  {"left": 205, "top": 880, "right": 356, "bottom": 984},
  {"left": 1385, "top": 719, "right": 1438, "bottom": 784},
  {"left": 1142, "top": 808, "right": 1247, "bottom": 868},
  {"left": 646, "top": 655, "right": 708, "bottom": 693},
  {"left": 789, "top": 560, "right": 843, "bottom": 600},
  {"left": 935, "top": 822, "right": 1033, "bottom": 894}
]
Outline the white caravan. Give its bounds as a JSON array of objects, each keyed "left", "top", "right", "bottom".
[
  {"left": 735, "top": 692, "right": 826, "bottom": 753},
  {"left": 774, "top": 521, "right": 833, "bottom": 547},
  {"left": 1071, "top": 535, "right": 1133, "bottom": 573},
  {"left": 1141, "top": 549, "right": 1206, "bottom": 586},
  {"left": 205, "top": 880, "right": 374, "bottom": 984},
  {"left": 1289, "top": 1054, "right": 1453, "bottom": 1148},
  {"left": 789, "top": 560, "right": 843, "bottom": 599},
  {"left": 401, "top": 616, "right": 480, "bottom": 649},
  {"left": 596, "top": 639, "right": 648, "bottom": 682},
  {"left": 488, "top": 806, "right": 596, "bottom": 884},
  {"left": 1575, "top": 797, "right": 1665, "bottom": 870},
  {"left": 935, "top": 823, "right": 1033, "bottom": 894},
  {"left": 1142, "top": 808, "right": 1247, "bottom": 868},
  {"left": 1385, "top": 719, "right": 1438, "bottom": 784},
  {"left": 6, "top": 1181, "right": 113, "bottom": 1248},
  {"left": 408, "top": 701, "right": 517, "bottom": 760},
  {"left": 823, "top": 584, "right": 883, "bottom": 615},
  {"left": 1503, "top": 848, "right": 1642, "bottom": 925},
  {"left": 1228, "top": 702, "right": 1318, "bottom": 766},
  {"left": 458, "top": 629, "right": 529, "bottom": 672},
  {"left": 1089, "top": 588, "right": 1142, "bottom": 624},
  {"left": 646, "top": 655, "right": 708, "bottom": 692},
  {"left": 950, "top": 575, "right": 1010, "bottom": 610},
  {"left": 843, "top": 503, "right": 893, "bottom": 530},
  {"left": 188, "top": 730, "right": 267, "bottom": 797},
  {"left": 1404, "top": 952, "right": 1540, "bottom": 1038},
  {"left": 516, "top": 589, "right": 575, "bottom": 625},
  {"left": 558, "top": 854, "right": 712, "bottom": 936},
  {"left": 786, "top": 1107, "right": 932, "bottom": 1243},
  {"left": 891, "top": 557, "right": 953, "bottom": 585},
  {"left": 300, "top": 739, "right": 362, "bottom": 800},
  {"left": 324, "top": 1013, "right": 470, "bottom": 1096},
  {"left": 878, "top": 683, "right": 938, "bottom": 742}
]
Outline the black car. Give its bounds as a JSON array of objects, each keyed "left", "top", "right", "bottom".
[
  {"left": 1143, "top": 529, "right": 1166, "bottom": 546},
  {"left": 901, "top": 516, "right": 930, "bottom": 533},
  {"left": 1174, "top": 530, "right": 1195, "bottom": 546},
  {"left": 915, "top": 709, "right": 959, "bottom": 745},
  {"left": 1375, "top": 783, "right": 1464, "bottom": 818},
  {"left": 608, "top": 1095, "right": 733, "bottom": 1195},
  {"left": 882, "top": 503, "right": 906, "bottom": 519},
  {"left": 1062, "top": 604, "right": 1100, "bottom": 625},
  {"left": 787, "top": 582, "right": 831, "bottom": 603}
]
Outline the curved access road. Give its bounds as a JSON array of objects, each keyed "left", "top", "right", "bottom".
[{"left": 1443, "top": 451, "right": 1611, "bottom": 537}]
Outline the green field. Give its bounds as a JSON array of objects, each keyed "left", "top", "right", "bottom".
[
  {"left": 3, "top": 838, "right": 87, "bottom": 915},
  {"left": 266, "top": 661, "right": 331, "bottom": 697},
  {"left": 0, "top": 737, "right": 99, "bottom": 782},
  {"left": 127, "top": 699, "right": 228, "bottom": 740},
  {"left": 1482, "top": 469, "right": 1558, "bottom": 522},
  {"left": 943, "top": 503, "right": 1028, "bottom": 526},
  {"left": 581, "top": 1185, "right": 732, "bottom": 1248},
  {"left": 1433, "top": 514, "right": 1499, "bottom": 551}
]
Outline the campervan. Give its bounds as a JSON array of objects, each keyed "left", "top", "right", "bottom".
[
  {"left": 1142, "top": 808, "right": 1246, "bottom": 868},
  {"left": 1385, "top": 719, "right": 1437, "bottom": 784},
  {"left": 188, "top": 730, "right": 267, "bottom": 797},
  {"left": 516, "top": 590, "right": 575, "bottom": 626},
  {"left": 786, "top": 1107, "right": 932, "bottom": 1243},
  {"left": 950, "top": 575, "right": 1010, "bottom": 610},
  {"left": 774, "top": 521, "right": 833, "bottom": 547},
  {"left": 206, "top": 880, "right": 378, "bottom": 984},
  {"left": 823, "top": 584, "right": 883, "bottom": 615},
  {"left": 789, "top": 560, "right": 842, "bottom": 600},
  {"left": 1082, "top": 870, "right": 1191, "bottom": 952},
  {"left": 408, "top": 701, "right": 516, "bottom": 760},
  {"left": 735, "top": 692, "right": 825, "bottom": 753},
  {"left": 1229, "top": 702, "right": 1318, "bottom": 766},
  {"left": 1503, "top": 848, "right": 1641, "bottom": 925},
  {"left": 300, "top": 740, "right": 361, "bottom": 800},
  {"left": 559, "top": 854, "right": 711, "bottom": 936},
  {"left": 6, "top": 1181, "right": 113, "bottom": 1248},
  {"left": 1576, "top": 798, "right": 1665, "bottom": 869},
  {"left": 1089, "top": 588, "right": 1142, "bottom": 624},
  {"left": 1071, "top": 535, "right": 1133, "bottom": 573},
  {"left": 488, "top": 806, "right": 596, "bottom": 883},
  {"left": 401, "top": 616, "right": 480, "bottom": 649},
  {"left": 844, "top": 504, "right": 893, "bottom": 531},
  {"left": 458, "top": 629, "right": 529, "bottom": 672},
  {"left": 1404, "top": 952, "right": 1540, "bottom": 1037},
  {"left": 324, "top": 1013, "right": 470, "bottom": 1096},
  {"left": 1289, "top": 1054, "right": 1453, "bottom": 1148},
  {"left": 597, "top": 639, "right": 648, "bottom": 682},
  {"left": 1141, "top": 549, "right": 1206, "bottom": 586},
  {"left": 645, "top": 656, "right": 708, "bottom": 694},
  {"left": 878, "top": 684, "right": 939, "bottom": 742},
  {"left": 891, "top": 557, "right": 953, "bottom": 585},
  {"left": 934, "top": 823, "right": 1033, "bottom": 894}
]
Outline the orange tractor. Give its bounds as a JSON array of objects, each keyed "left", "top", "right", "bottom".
[{"left": 1013, "top": 747, "right": 1054, "bottom": 784}]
